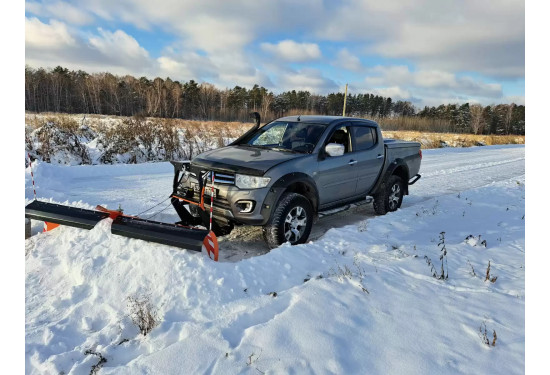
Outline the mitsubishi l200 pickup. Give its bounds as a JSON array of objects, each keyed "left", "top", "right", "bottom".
[{"left": 171, "top": 114, "right": 422, "bottom": 248}]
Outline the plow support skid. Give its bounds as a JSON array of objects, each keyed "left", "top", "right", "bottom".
[{"left": 25, "top": 200, "right": 108, "bottom": 229}]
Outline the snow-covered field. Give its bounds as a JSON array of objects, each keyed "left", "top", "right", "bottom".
[{"left": 25, "top": 145, "right": 525, "bottom": 374}]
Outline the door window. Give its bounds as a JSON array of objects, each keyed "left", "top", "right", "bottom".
[
  {"left": 352, "top": 126, "right": 377, "bottom": 151},
  {"left": 326, "top": 125, "right": 352, "bottom": 154}
]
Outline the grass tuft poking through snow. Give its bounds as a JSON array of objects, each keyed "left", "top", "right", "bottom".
[
  {"left": 84, "top": 349, "right": 107, "bottom": 374},
  {"left": 127, "top": 294, "right": 160, "bottom": 337},
  {"left": 438, "top": 231, "right": 449, "bottom": 280},
  {"left": 485, "top": 261, "right": 498, "bottom": 283}
]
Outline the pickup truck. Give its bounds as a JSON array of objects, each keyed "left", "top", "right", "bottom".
[{"left": 171, "top": 115, "right": 421, "bottom": 248}]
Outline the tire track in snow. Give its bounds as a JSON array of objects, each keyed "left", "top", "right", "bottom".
[{"left": 420, "top": 157, "right": 524, "bottom": 178}]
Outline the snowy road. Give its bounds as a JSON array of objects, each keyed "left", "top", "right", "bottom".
[
  {"left": 25, "top": 144, "right": 526, "bottom": 375},
  {"left": 26, "top": 145, "right": 525, "bottom": 261}
]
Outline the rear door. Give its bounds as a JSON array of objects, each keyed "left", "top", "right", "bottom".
[
  {"left": 316, "top": 123, "right": 358, "bottom": 205},
  {"left": 351, "top": 124, "right": 385, "bottom": 195}
]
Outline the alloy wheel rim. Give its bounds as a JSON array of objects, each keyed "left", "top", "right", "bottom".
[
  {"left": 284, "top": 206, "right": 307, "bottom": 243},
  {"left": 388, "top": 183, "right": 401, "bottom": 210}
]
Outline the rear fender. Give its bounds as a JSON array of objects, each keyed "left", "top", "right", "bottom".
[{"left": 371, "top": 159, "right": 410, "bottom": 195}]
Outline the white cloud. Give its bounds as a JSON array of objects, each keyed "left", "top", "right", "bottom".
[
  {"left": 503, "top": 96, "right": 525, "bottom": 106},
  {"left": 26, "top": 19, "right": 153, "bottom": 76},
  {"left": 261, "top": 40, "right": 321, "bottom": 62},
  {"left": 89, "top": 29, "right": 150, "bottom": 65},
  {"left": 158, "top": 48, "right": 274, "bottom": 88},
  {"left": 365, "top": 65, "right": 502, "bottom": 98},
  {"left": 25, "top": 17, "right": 76, "bottom": 50},
  {"left": 24, "top": 0, "right": 523, "bottom": 103},
  {"left": 276, "top": 68, "right": 339, "bottom": 93},
  {"left": 218, "top": 69, "right": 274, "bottom": 89},
  {"left": 25, "top": 2, "right": 43, "bottom": 15},
  {"left": 26, "top": 1, "right": 94, "bottom": 25},
  {"left": 181, "top": 18, "right": 253, "bottom": 53},
  {"left": 28, "top": 0, "right": 523, "bottom": 79},
  {"left": 315, "top": 0, "right": 524, "bottom": 79},
  {"left": 48, "top": 1, "right": 94, "bottom": 25},
  {"left": 334, "top": 49, "right": 363, "bottom": 72},
  {"left": 157, "top": 52, "right": 221, "bottom": 83},
  {"left": 356, "top": 65, "right": 508, "bottom": 106},
  {"left": 370, "top": 86, "right": 412, "bottom": 101}
]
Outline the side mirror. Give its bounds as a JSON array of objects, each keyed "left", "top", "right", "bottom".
[{"left": 325, "top": 143, "right": 345, "bottom": 157}]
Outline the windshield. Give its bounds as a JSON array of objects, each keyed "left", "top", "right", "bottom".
[{"left": 240, "top": 121, "right": 326, "bottom": 153}]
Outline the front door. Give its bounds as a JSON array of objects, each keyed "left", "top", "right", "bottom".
[{"left": 316, "top": 124, "right": 357, "bottom": 205}]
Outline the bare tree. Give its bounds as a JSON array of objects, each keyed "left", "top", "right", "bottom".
[
  {"left": 199, "top": 83, "right": 218, "bottom": 120},
  {"left": 504, "top": 104, "right": 515, "bottom": 135},
  {"left": 261, "top": 91, "right": 273, "bottom": 121},
  {"left": 470, "top": 104, "right": 484, "bottom": 134}
]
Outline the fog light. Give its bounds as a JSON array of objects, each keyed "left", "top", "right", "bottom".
[{"left": 236, "top": 200, "right": 255, "bottom": 213}]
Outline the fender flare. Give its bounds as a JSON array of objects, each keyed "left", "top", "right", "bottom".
[
  {"left": 370, "top": 158, "right": 411, "bottom": 196},
  {"left": 260, "top": 172, "right": 320, "bottom": 224}
]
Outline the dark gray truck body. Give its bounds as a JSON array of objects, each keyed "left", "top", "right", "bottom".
[{"left": 173, "top": 115, "right": 421, "bottom": 243}]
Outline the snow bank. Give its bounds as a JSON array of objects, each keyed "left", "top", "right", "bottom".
[
  {"left": 25, "top": 177, "right": 525, "bottom": 374},
  {"left": 25, "top": 115, "right": 238, "bottom": 166}
]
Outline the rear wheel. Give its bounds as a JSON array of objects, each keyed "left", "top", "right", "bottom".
[
  {"left": 262, "top": 192, "right": 313, "bottom": 249},
  {"left": 373, "top": 175, "right": 405, "bottom": 215}
]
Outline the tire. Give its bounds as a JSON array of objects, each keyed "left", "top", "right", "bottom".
[
  {"left": 373, "top": 175, "right": 405, "bottom": 215},
  {"left": 262, "top": 192, "right": 314, "bottom": 249}
]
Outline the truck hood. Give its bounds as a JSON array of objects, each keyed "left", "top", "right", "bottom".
[{"left": 191, "top": 145, "right": 305, "bottom": 176}]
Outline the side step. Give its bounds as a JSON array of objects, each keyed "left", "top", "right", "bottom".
[{"left": 318, "top": 197, "right": 374, "bottom": 218}]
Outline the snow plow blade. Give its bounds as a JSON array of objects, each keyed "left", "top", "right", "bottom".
[
  {"left": 111, "top": 216, "right": 210, "bottom": 253},
  {"left": 25, "top": 200, "right": 219, "bottom": 260},
  {"left": 25, "top": 200, "right": 109, "bottom": 230}
]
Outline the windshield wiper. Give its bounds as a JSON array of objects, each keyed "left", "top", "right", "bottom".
[
  {"left": 239, "top": 144, "right": 303, "bottom": 153},
  {"left": 269, "top": 147, "right": 302, "bottom": 153}
]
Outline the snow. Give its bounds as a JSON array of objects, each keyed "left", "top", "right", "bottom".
[
  {"left": 25, "top": 115, "right": 239, "bottom": 166},
  {"left": 25, "top": 145, "right": 525, "bottom": 374}
]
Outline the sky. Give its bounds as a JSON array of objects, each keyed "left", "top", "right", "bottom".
[{"left": 24, "top": 0, "right": 525, "bottom": 108}]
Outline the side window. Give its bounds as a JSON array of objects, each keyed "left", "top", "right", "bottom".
[
  {"left": 352, "top": 126, "right": 377, "bottom": 151},
  {"left": 326, "top": 125, "right": 352, "bottom": 154}
]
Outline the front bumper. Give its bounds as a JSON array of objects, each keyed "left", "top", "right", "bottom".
[{"left": 176, "top": 179, "right": 273, "bottom": 225}]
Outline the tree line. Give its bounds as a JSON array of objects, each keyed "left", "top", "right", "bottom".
[{"left": 25, "top": 65, "right": 525, "bottom": 135}]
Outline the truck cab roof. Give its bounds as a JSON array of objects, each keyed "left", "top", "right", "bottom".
[{"left": 276, "top": 115, "right": 379, "bottom": 127}]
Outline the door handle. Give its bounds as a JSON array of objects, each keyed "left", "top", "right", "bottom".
[
  {"left": 376, "top": 154, "right": 383, "bottom": 159},
  {"left": 348, "top": 160, "right": 358, "bottom": 166}
]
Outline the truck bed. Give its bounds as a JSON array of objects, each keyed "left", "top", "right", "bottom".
[{"left": 384, "top": 139, "right": 422, "bottom": 178}]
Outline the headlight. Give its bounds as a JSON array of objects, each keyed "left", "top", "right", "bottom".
[{"left": 235, "top": 174, "right": 271, "bottom": 189}]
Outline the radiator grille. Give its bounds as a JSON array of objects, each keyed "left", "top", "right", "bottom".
[{"left": 207, "top": 171, "right": 235, "bottom": 185}]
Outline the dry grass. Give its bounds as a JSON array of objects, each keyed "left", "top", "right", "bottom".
[
  {"left": 25, "top": 113, "right": 524, "bottom": 151},
  {"left": 127, "top": 294, "right": 159, "bottom": 336},
  {"left": 26, "top": 112, "right": 248, "bottom": 136},
  {"left": 382, "top": 130, "right": 524, "bottom": 149}
]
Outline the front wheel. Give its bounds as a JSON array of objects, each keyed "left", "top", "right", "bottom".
[
  {"left": 262, "top": 192, "right": 313, "bottom": 249},
  {"left": 373, "top": 175, "right": 405, "bottom": 215}
]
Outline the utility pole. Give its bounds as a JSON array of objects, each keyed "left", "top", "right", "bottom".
[{"left": 342, "top": 83, "right": 348, "bottom": 116}]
